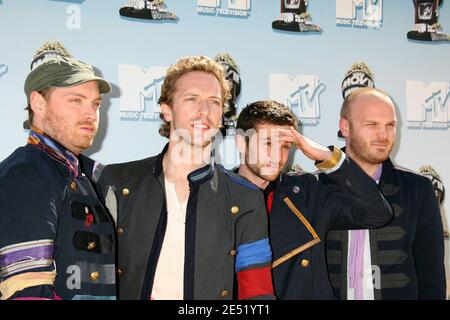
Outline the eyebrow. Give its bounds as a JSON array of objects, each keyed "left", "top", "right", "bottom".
[
  {"left": 182, "top": 92, "right": 221, "bottom": 100},
  {"left": 65, "top": 93, "right": 102, "bottom": 101},
  {"left": 364, "top": 120, "right": 397, "bottom": 125}
]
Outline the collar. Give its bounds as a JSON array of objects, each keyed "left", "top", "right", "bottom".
[
  {"left": 232, "top": 165, "right": 279, "bottom": 195},
  {"left": 263, "top": 180, "right": 278, "bottom": 197},
  {"left": 379, "top": 158, "right": 394, "bottom": 185},
  {"left": 27, "top": 126, "right": 79, "bottom": 177},
  {"left": 340, "top": 146, "right": 393, "bottom": 185},
  {"left": 153, "top": 143, "right": 215, "bottom": 188}
]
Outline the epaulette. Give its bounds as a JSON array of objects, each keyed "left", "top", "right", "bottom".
[{"left": 284, "top": 167, "right": 319, "bottom": 181}]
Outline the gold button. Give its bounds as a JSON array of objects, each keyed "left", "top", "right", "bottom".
[
  {"left": 117, "top": 227, "right": 125, "bottom": 235},
  {"left": 70, "top": 181, "right": 77, "bottom": 191},
  {"left": 230, "top": 250, "right": 237, "bottom": 256},
  {"left": 87, "top": 242, "right": 96, "bottom": 250},
  {"left": 117, "top": 268, "right": 123, "bottom": 276},
  {"left": 300, "top": 259, "right": 309, "bottom": 268},
  {"left": 231, "top": 206, "right": 239, "bottom": 215},
  {"left": 220, "top": 290, "right": 229, "bottom": 297},
  {"left": 122, "top": 188, "right": 130, "bottom": 196},
  {"left": 90, "top": 271, "right": 100, "bottom": 281}
]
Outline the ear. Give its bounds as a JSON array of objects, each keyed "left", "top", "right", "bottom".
[
  {"left": 29, "top": 91, "right": 47, "bottom": 118},
  {"left": 339, "top": 118, "right": 350, "bottom": 138},
  {"left": 160, "top": 103, "right": 172, "bottom": 122}
]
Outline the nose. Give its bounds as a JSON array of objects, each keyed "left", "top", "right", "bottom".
[
  {"left": 376, "top": 126, "right": 388, "bottom": 140},
  {"left": 83, "top": 101, "right": 98, "bottom": 121},
  {"left": 197, "top": 100, "right": 210, "bottom": 117}
]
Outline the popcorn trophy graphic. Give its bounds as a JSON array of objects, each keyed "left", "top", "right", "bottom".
[
  {"left": 407, "top": 0, "right": 449, "bottom": 42},
  {"left": 341, "top": 61, "right": 375, "bottom": 99},
  {"left": 214, "top": 53, "right": 241, "bottom": 136},
  {"left": 419, "top": 165, "right": 448, "bottom": 238},
  {"left": 120, "top": 0, "right": 178, "bottom": 21},
  {"left": 272, "top": 0, "right": 322, "bottom": 33},
  {"left": 338, "top": 61, "right": 375, "bottom": 138}
]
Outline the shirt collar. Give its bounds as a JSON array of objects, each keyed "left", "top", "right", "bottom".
[
  {"left": 27, "top": 126, "right": 79, "bottom": 177},
  {"left": 153, "top": 143, "right": 215, "bottom": 188}
]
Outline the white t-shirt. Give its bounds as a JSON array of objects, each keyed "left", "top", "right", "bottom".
[{"left": 151, "top": 179, "right": 188, "bottom": 300}]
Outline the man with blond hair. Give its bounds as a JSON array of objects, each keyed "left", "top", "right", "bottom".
[{"left": 99, "top": 56, "right": 274, "bottom": 300}]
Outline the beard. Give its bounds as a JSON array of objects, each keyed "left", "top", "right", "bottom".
[
  {"left": 347, "top": 134, "right": 393, "bottom": 165},
  {"left": 247, "top": 163, "right": 282, "bottom": 182},
  {"left": 245, "top": 151, "right": 284, "bottom": 182},
  {"left": 44, "top": 108, "right": 97, "bottom": 154}
]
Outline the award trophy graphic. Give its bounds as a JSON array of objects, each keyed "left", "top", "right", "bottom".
[
  {"left": 120, "top": 0, "right": 177, "bottom": 21},
  {"left": 272, "top": 0, "right": 322, "bottom": 33},
  {"left": 419, "top": 165, "right": 448, "bottom": 238},
  {"left": 214, "top": 53, "right": 241, "bottom": 136},
  {"left": 341, "top": 61, "right": 375, "bottom": 99},
  {"left": 407, "top": 0, "right": 449, "bottom": 41}
]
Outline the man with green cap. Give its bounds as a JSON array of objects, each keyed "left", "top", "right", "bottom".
[{"left": 0, "top": 41, "right": 116, "bottom": 300}]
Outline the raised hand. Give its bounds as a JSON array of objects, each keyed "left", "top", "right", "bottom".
[{"left": 277, "top": 126, "right": 332, "bottom": 162}]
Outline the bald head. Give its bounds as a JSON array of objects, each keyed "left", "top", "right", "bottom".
[
  {"left": 340, "top": 87, "right": 395, "bottom": 120},
  {"left": 338, "top": 87, "right": 397, "bottom": 176}
]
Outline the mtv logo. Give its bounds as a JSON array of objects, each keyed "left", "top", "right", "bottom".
[
  {"left": 418, "top": 3, "right": 433, "bottom": 20},
  {"left": 118, "top": 64, "right": 167, "bottom": 114},
  {"left": 269, "top": 74, "right": 326, "bottom": 124},
  {"left": 197, "top": 0, "right": 250, "bottom": 10},
  {"left": 198, "top": 0, "right": 220, "bottom": 7},
  {"left": 336, "top": 0, "right": 382, "bottom": 22},
  {"left": 406, "top": 81, "right": 450, "bottom": 128},
  {"left": 285, "top": 0, "right": 301, "bottom": 10},
  {"left": 228, "top": 0, "right": 250, "bottom": 10}
]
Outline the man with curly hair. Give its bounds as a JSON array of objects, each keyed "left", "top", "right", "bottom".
[
  {"left": 99, "top": 56, "right": 275, "bottom": 300},
  {"left": 235, "top": 100, "right": 393, "bottom": 299}
]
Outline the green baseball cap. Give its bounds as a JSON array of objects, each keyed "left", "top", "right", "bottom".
[
  {"left": 23, "top": 41, "right": 112, "bottom": 129},
  {"left": 24, "top": 53, "right": 111, "bottom": 101}
]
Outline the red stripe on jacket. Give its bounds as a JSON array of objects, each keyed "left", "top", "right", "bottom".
[{"left": 237, "top": 266, "right": 274, "bottom": 300}]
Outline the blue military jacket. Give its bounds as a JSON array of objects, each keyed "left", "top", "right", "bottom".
[
  {"left": 270, "top": 150, "right": 393, "bottom": 299},
  {"left": 0, "top": 139, "right": 116, "bottom": 300},
  {"left": 325, "top": 157, "right": 446, "bottom": 300}
]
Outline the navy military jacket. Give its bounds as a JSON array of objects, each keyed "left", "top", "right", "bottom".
[
  {"left": 99, "top": 145, "right": 275, "bottom": 300},
  {"left": 325, "top": 158, "right": 446, "bottom": 300},
  {"left": 0, "top": 143, "right": 116, "bottom": 300},
  {"left": 270, "top": 151, "right": 393, "bottom": 299}
]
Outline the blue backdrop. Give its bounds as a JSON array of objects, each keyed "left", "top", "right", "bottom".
[{"left": 1, "top": 0, "right": 449, "bottom": 294}]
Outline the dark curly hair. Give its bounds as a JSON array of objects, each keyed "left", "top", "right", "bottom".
[{"left": 236, "top": 100, "right": 299, "bottom": 133}]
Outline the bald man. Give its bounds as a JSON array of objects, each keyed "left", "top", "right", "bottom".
[{"left": 324, "top": 88, "right": 446, "bottom": 300}]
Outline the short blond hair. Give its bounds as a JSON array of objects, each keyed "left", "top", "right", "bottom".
[{"left": 158, "top": 56, "right": 231, "bottom": 138}]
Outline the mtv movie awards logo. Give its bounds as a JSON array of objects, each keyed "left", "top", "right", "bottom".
[
  {"left": 197, "top": 0, "right": 251, "bottom": 17},
  {"left": 336, "top": 0, "right": 383, "bottom": 29},
  {"left": 406, "top": 80, "right": 450, "bottom": 129},
  {"left": 269, "top": 73, "right": 326, "bottom": 125},
  {"left": 118, "top": 64, "right": 167, "bottom": 121}
]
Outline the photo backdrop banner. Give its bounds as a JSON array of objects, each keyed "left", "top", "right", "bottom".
[{"left": 1, "top": 0, "right": 449, "bottom": 295}]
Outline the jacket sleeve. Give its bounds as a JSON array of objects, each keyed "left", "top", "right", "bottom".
[
  {"left": 0, "top": 164, "right": 59, "bottom": 300},
  {"left": 413, "top": 178, "right": 446, "bottom": 299},
  {"left": 317, "top": 148, "right": 393, "bottom": 231},
  {"left": 234, "top": 190, "right": 276, "bottom": 300}
]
